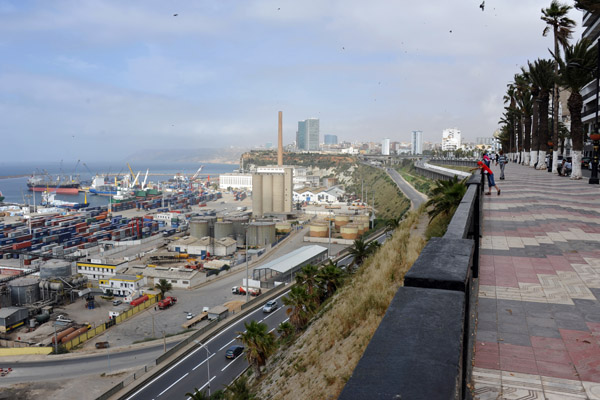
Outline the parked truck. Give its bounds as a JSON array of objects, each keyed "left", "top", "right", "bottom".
[
  {"left": 130, "top": 295, "right": 149, "bottom": 306},
  {"left": 158, "top": 296, "right": 177, "bottom": 309}
]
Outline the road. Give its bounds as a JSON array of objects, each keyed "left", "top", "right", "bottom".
[
  {"left": 0, "top": 341, "right": 179, "bottom": 384},
  {"left": 385, "top": 167, "right": 427, "bottom": 210},
  {"left": 125, "top": 292, "right": 291, "bottom": 399}
]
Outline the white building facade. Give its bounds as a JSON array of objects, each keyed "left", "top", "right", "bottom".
[
  {"left": 442, "top": 128, "right": 461, "bottom": 151},
  {"left": 381, "top": 138, "right": 390, "bottom": 155},
  {"left": 411, "top": 131, "right": 423, "bottom": 155},
  {"left": 219, "top": 173, "right": 253, "bottom": 190}
]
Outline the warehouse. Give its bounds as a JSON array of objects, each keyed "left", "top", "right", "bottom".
[
  {"left": 0, "top": 307, "right": 29, "bottom": 333},
  {"left": 252, "top": 245, "right": 327, "bottom": 288}
]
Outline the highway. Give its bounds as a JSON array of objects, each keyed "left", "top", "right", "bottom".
[{"left": 124, "top": 291, "right": 291, "bottom": 399}]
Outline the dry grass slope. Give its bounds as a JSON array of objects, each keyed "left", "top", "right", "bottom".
[{"left": 253, "top": 210, "right": 427, "bottom": 399}]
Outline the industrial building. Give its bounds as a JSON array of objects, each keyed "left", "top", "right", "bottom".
[
  {"left": 76, "top": 258, "right": 128, "bottom": 281},
  {"left": 0, "top": 307, "right": 29, "bottom": 333},
  {"left": 293, "top": 187, "right": 340, "bottom": 204},
  {"left": 252, "top": 167, "right": 294, "bottom": 217},
  {"left": 252, "top": 245, "right": 328, "bottom": 288},
  {"left": 99, "top": 274, "right": 146, "bottom": 297},
  {"left": 136, "top": 265, "right": 204, "bottom": 289},
  {"left": 219, "top": 173, "right": 253, "bottom": 190},
  {"left": 168, "top": 236, "right": 237, "bottom": 257}
]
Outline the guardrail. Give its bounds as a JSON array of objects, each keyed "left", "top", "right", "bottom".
[{"left": 340, "top": 172, "right": 482, "bottom": 399}]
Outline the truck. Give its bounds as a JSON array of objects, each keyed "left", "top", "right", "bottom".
[
  {"left": 158, "top": 296, "right": 177, "bottom": 309},
  {"left": 231, "top": 286, "right": 261, "bottom": 296},
  {"left": 130, "top": 295, "right": 149, "bottom": 306}
]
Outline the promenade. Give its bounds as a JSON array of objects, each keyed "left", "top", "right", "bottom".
[{"left": 472, "top": 162, "right": 600, "bottom": 399}]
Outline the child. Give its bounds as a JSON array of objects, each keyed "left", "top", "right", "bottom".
[{"left": 471, "top": 161, "right": 501, "bottom": 196}]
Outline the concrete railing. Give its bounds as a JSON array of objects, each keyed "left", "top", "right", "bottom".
[{"left": 340, "top": 173, "right": 482, "bottom": 400}]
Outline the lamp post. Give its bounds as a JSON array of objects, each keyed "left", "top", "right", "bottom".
[
  {"left": 245, "top": 226, "right": 249, "bottom": 303},
  {"left": 194, "top": 340, "right": 212, "bottom": 396}
]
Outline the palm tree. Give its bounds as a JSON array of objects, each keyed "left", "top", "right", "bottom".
[
  {"left": 515, "top": 72, "right": 533, "bottom": 165},
  {"left": 225, "top": 375, "right": 256, "bottom": 400},
  {"left": 155, "top": 278, "right": 172, "bottom": 298},
  {"left": 185, "top": 388, "right": 211, "bottom": 400},
  {"left": 316, "top": 260, "right": 344, "bottom": 299},
  {"left": 348, "top": 238, "right": 370, "bottom": 269},
  {"left": 527, "top": 61, "right": 542, "bottom": 167},
  {"left": 555, "top": 38, "right": 597, "bottom": 179},
  {"left": 425, "top": 176, "right": 467, "bottom": 222},
  {"left": 542, "top": 0, "right": 575, "bottom": 174},
  {"left": 237, "top": 320, "right": 277, "bottom": 377},
  {"left": 294, "top": 264, "right": 319, "bottom": 299},
  {"left": 503, "top": 84, "right": 518, "bottom": 160},
  {"left": 282, "top": 285, "right": 314, "bottom": 330},
  {"left": 528, "top": 59, "right": 556, "bottom": 169},
  {"left": 276, "top": 321, "right": 295, "bottom": 345},
  {"left": 384, "top": 216, "right": 401, "bottom": 236}
]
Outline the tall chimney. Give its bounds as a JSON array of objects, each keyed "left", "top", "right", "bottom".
[{"left": 277, "top": 111, "right": 283, "bottom": 166}]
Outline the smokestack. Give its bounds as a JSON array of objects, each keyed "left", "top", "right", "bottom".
[{"left": 277, "top": 111, "right": 283, "bottom": 166}]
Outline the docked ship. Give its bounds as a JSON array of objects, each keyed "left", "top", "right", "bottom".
[
  {"left": 41, "top": 191, "right": 89, "bottom": 210},
  {"left": 89, "top": 175, "right": 119, "bottom": 196},
  {"left": 27, "top": 173, "right": 80, "bottom": 195}
]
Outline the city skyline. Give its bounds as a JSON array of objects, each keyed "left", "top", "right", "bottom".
[{"left": 0, "top": 1, "right": 584, "bottom": 162}]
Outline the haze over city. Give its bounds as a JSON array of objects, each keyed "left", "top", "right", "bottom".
[{"left": 0, "top": 0, "right": 584, "bottom": 163}]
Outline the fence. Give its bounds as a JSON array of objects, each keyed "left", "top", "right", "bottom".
[{"left": 63, "top": 296, "right": 158, "bottom": 350}]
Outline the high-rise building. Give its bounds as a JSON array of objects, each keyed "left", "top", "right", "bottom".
[
  {"left": 411, "top": 131, "right": 423, "bottom": 155},
  {"left": 381, "top": 138, "right": 390, "bottom": 155},
  {"left": 442, "top": 128, "right": 461, "bottom": 151},
  {"left": 324, "top": 134, "right": 338, "bottom": 145},
  {"left": 296, "top": 118, "right": 320, "bottom": 151}
]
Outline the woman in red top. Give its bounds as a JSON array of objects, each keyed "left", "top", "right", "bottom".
[{"left": 471, "top": 161, "right": 501, "bottom": 196}]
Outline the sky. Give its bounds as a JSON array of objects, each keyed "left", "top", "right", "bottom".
[{"left": 0, "top": 0, "right": 586, "bottom": 163}]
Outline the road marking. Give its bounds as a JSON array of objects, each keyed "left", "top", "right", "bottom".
[
  {"left": 219, "top": 337, "right": 239, "bottom": 351},
  {"left": 157, "top": 372, "right": 188, "bottom": 397},
  {"left": 199, "top": 376, "right": 215, "bottom": 391},
  {"left": 221, "top": 357, "right": 241, "bottom": 372},
  {"left": 192, "top": 353, "right": 215, "bottom": 371}
]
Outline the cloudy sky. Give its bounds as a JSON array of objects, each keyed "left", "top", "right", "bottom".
[{"left": 0, "top": 0, "right": 585, "bottom": 163}]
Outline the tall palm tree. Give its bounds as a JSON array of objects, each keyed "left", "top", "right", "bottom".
[
  {"left": 294, "top": 264, "right": 319, "bottom": 299},
  {"left": 425, "top": 176, "right": 467, "bottom": 222},
  {"left": 316, "top": 260, "right": 344, "bottom": 299},
  {"left": 542, "top": 0, "right": 575, "bottom": 174},
  {"left": 515, "top": 72, "right": 533, "bottom": 165},
  {"left": 527, "top": 60, "right": 542, "bottom": 167},
  {"left": 348, "top": 238, "right": 370, "bottom": 269},
  {"left": 282, "top": 285, "right": 315, "bottom": 330},
  {"left": 503, "top": 84, "right": 518, "bottom": 160},
  {"left": 555, "top": 38, "right": 597, "bottom": 179},
  {"left": 237, "top": 320, "right": 277, "bottom": 377},
  {"left": 155, "top": 278, "right": 172, "bottom": 298},
  {"left": 528, "top": 59, "right": 556, "bottom": 169}
]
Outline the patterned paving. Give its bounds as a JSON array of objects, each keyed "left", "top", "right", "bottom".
[{"left": 472, "top": 163, "right": 600, "bottom": 399}]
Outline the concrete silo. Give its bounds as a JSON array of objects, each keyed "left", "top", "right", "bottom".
[
  {"left": 272, "top": 174, "right": 284, "bottom": 213},
  {"left": 9, "top": 277, "right": 40, "bottom": 306},
  {"left": 248, "top": 222, "right": 276, "bottom": 247},
  {"left": 190, "top": 218, "right": 210, "bottom": 239},
  {"left": 262, "top": 174, "right": 273, "bottom": 214},
  {"left": 252, "top": 174, "right": 263, "bottom": 217},
  {"left": 215, "top": 221, "right": 234, "bottom": 239}
]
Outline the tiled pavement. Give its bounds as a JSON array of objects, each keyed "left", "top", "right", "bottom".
[{"left": 472, "top": 163, "right": 600, "bottom": 399}]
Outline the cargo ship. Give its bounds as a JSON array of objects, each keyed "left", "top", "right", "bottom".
[
  {"left": 89, "top": 175, "right": 119, "bottom": 196},
  {"left": 41, "top": 191, "right": 89, "bottom": 210},
  {"left": 27, "top": 173, "right": 80, "bottom": 195}
]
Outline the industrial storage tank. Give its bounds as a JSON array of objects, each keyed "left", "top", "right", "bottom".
[
  {"left": 227, "top": 217, "right": 249, "bottom": 247},
  {"left": 252, "top": 174, "right": 263, "bottom": 217},
  {"left": 9, "top": 277, "right": 40, "bottom": 306},
  {"left": 0, "top": 285, "right": 11, "bottom": 308},
  {"left": 341, "top": 224, "right": 359, "bottom": 240},
  {"left": 190, "top": 218, "right": 210, "bottom": 239},
  {"left": 334, "top": 215, "right": 350, "bottom": 229},
  {"left": 40, "top": 260, "right": 72, "bottom": 279},
  {"left": 262, "top": 175, "right": 273, "bottom": 214},
  {"left": 214, "top": 221, "right": 234, "bottom": 239},
  {"left": 272, "top": 174, "right": 284, "bottom": 213},
  {"left": 309, "top": 222, "right": 329, "bottom": 238},
  {"left": 247, "top": 222, "right": 276, "bottom": 247},
  {"left": 275, "top": 222, "right": 291, "bottom": 234}
]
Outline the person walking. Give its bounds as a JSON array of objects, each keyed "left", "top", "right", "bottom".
[
  {"left": 498, "top": 150, "right": 507, "bottom": 180},
  {"left": 471, "top": 161, "right": 501, "bottom": 196}
]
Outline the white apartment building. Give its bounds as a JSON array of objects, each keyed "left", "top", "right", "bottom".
[
  {"left": 411, "top": 131, "right": 423, "bottom": 155},
  {"left": 442, "top": 128, "right": 461, "bottom": 151},
  {"left": 381, "top": 138, "right": 390, "bottom": 155}
]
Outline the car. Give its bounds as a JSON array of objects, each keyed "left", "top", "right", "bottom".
[
  {"left": 225, "top": 345, "right": 244, "bottom": 359},
  {"left": 95, "top": 341, "right": 109, "bottom": 349},
  {"left": 263, "top": 300, "right": 278, "bottom": 313},
  {"left": 112, "top": 300, "right": 122, "bottom": 306},
  {"left": 582, "top": 157, "right": 591, "bottom": 169},
  {"left": 56, "top": 315, "right": 72, "bottom": 323},
  {"left": 186, "top": 312, "right": 194, "bottom": 320}
]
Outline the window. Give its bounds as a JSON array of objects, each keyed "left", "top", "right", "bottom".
[
  {"left": 182, "top": 281, "right": 189, "bottom": 284},
  {"left": 171, "top": 280, "right": 177, "bottom": 283}
]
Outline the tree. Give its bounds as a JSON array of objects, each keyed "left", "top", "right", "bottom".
[
  {"left": 555, "top": 38, "right": 597, "bottom": 179},
  {"left": 155, "top": 278, "right": 172, "bottom": 298},
  {"left": 425, "top": 176, "right": 467, "bottom": 222},
  {"left": 225, "top": 375, "right": 256, "bottom": 400},
  {"left": 316, "top": 260, "right": 344, "bottom": 299},
  {"left": 384, "top": 216, "right": 401, "bottom": 236},
  {"left": 237, "top": 320, "right": 277, "bottom": 377},
  {"left": 542, "top": 0, "right": 575, "bottom": 174},
  {"left": 348, "top": 238, "right": 371, "bottom": 269},
  {"left": 185, "top": 388, "right": 211, "bottom": 400},
  {"left": 294, "top": 264, "right": 319, "bottom": 300},
  {"left": 276, "top": 321, "right": 295, "bottom": 345},
  {"left": 528, "top": 59, "right": 556, "bottom": 169},
  {"left": 282, "top": 285, "right": 315, "bottom": 330}
]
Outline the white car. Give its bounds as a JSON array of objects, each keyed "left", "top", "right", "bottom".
[
  {"left": 263, "top": 300, "right": 278, "bottom": 313},
  {"left": 56, "top": 315, "right": 72, "bottom": 323},
  {"left": 186, "top": 312, "right": 194, "bottom": 320}
]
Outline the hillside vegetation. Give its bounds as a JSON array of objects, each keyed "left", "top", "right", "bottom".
[
  {"left": 252, "top": 209, "right": 427, "bottom": 399},
  {"left": 242, "top": 151, "right": 355, "bottom": 170}
]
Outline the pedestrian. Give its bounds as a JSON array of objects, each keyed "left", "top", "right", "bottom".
[
  {"left": 482, "top": 151, "right": 491, "bottom": 167},
  {"left": 498, "top": 150, "right": 507, "bottom": 180},
  {"left": 495, "top": 153, "right": 500, "bottom": 166},
  {"left": 471, "top": 161, "right": 501, "bottom": 196}
]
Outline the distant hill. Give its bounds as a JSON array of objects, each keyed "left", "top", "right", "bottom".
[{"left": 126, "top": 147, "right": 246, "bottom": 164}]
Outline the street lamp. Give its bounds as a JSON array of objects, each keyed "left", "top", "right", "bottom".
[{"left": 193, "top": 340, "right": 212, "bottom": 396}]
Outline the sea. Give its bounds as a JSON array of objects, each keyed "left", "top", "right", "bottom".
[{"left": 0, "top": 162, "right": 237, "bottom": 207}]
